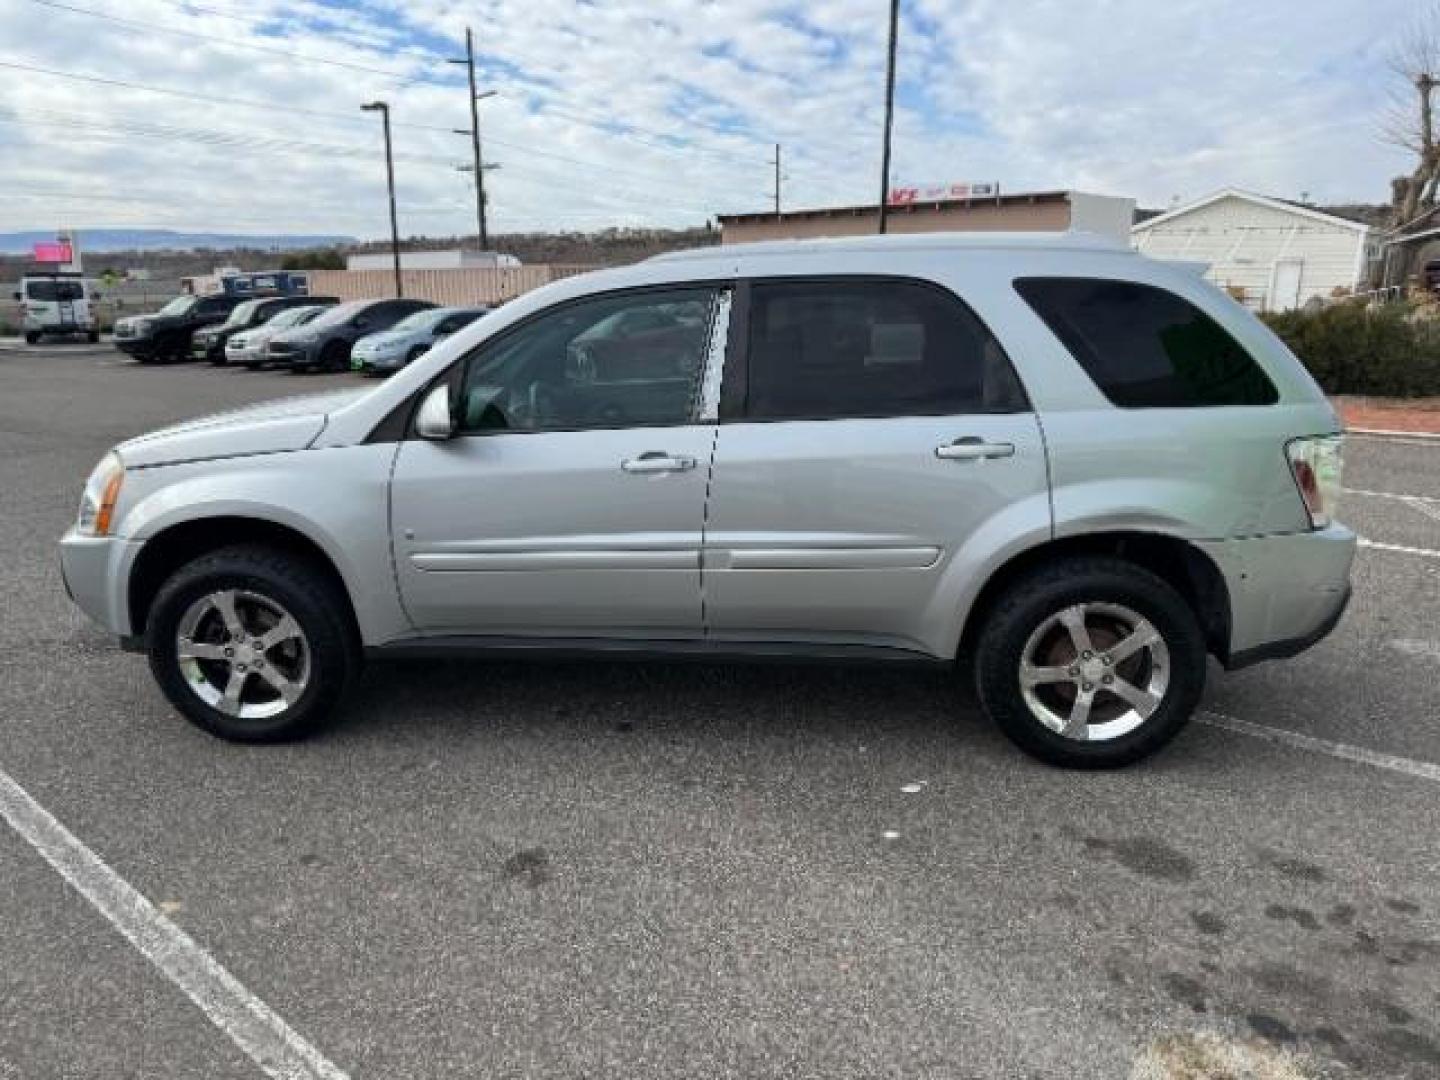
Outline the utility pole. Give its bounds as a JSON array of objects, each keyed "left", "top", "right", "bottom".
[
  {"left": 771, "top": 143, "right": 782, "bottom": 217},
  {"left": 361, "top": 101, "right": 402, "bottom": 298},
  {"left": 449, "top": 29, "right": 495, "bottom": 250},
  {"left": 877, "top": 0, "right": 900, "bottom": 235}
]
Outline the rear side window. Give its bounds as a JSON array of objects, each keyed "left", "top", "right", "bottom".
[
  {"left": 1014, "top": 277, "right": 1277, "bottom": 407},
  {"left": 743, "top": 278, "right": 1028, "bottom": 420}
]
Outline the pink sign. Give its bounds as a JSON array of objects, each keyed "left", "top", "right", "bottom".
[{"left": 33, "top": 241, "right": 74, "bottom": 263}]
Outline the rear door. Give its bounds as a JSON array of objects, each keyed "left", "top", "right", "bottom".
[{"left": 703, "top": 277, "right": 1051, "bottom": 657}]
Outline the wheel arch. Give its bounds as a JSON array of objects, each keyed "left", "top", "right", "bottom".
[
  {"left": 958, "top": 531, "right": 1232, "bottom": 663},
  {"left": 128, "top": 516, "right": 359, "bottom": 642}
]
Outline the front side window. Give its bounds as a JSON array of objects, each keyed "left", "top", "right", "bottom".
[
  {"left": 1014, "top": 277, "right": 1278, "bottom": 408},
  {"left": 458, "top": 287, "right": 717, "bottom": 434},
  {"left": 743, "top": 278, "right": 1027, "bottom": 420}
]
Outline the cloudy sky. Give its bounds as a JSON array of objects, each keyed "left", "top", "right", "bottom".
[{"left": 0, "top": 0, "right": 1422, "bottom": 239}]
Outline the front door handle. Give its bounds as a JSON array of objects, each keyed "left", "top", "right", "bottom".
[
  {"left": 935, "top": 437, "right": 1016, "bottom": 461},
  {"left": 621, "top": 451, "right": 698, "bottom": 474}
]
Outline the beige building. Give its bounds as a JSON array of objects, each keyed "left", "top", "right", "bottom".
[{"left": 718, "top": 190, "right": 1135, "bottom": 245}]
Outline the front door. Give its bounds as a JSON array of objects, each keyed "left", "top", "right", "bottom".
[
  {"left": 704, "top": 277, "right": 1050, "bottom": 657},
  {"left": 391, "top": 285, "right": 725, "bottom": 638}
]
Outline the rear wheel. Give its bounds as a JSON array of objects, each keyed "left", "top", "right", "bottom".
[
  {"left": 24, "top": 332, "right": 40, "bottom": 345},
  {"left": 146, "top": 545, "right": 360, "bottom": 742},
  {"left": 87, "top": 330, "right": 101, "bottom": 343},
  {"left": 973, "top": 556, "right": 1206, "bottom": 768}
]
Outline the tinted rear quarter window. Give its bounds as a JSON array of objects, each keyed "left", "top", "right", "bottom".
[
  {"left": 744, "top": 278, "right": 1028, "bottom": 420},
  {"left": 1014, "top": 277, "right": 1277, "bottom": 407}
]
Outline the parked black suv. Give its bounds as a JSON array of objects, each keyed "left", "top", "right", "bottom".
[
  {"left": 266, "top": 298, "right": 435, "bottom": 373},
  {"left": 191, "top": 294, "right": 339, "bottom": 364},
  {"left": 113, "top": 294, "right": 244, "bottom": 362}
]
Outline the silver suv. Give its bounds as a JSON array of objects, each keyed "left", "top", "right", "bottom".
[{"left": 59, "top": 234, "right": 1353, "bottom": 767}]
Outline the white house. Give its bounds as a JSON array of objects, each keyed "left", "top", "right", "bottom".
[{"left": 1131, "top": 189, "right": 1378, "bottom": 311}]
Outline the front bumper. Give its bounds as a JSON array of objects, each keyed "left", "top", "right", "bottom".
[
  {"left": 267, "top": 345, "right": 311, "bottom": 369},
  {"left": 113, "top": 337, "right": 157, "bottom": 358},
  {"left": 352, "top": 350, "right": 403, "bottom": 374},
  {"left": 1199, "top": 524, "right": 1357, "bottom": 670},
  {"left": 59, "top": 527, "right": 132, "bottom": 638}
]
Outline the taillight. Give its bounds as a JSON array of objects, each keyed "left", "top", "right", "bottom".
[{"left": 1285, "top": 435, "right": 1343, "bottom": 529}]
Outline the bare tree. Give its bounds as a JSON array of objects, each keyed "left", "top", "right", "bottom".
[{"left": 1384, "top": 8, "right": 1440, "bottom": 226}]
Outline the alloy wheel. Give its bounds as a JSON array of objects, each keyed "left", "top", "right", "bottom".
[
  {"left": 174, "top": 589, "right": 310, "bottom": 719},
  {"left": 1017, "top": 601, "right": 1170, "bottom": 741}
]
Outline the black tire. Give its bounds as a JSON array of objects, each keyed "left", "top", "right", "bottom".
[
  {"left": 320, "top": 341, "right": 348, "bottom": 373},
  {"left": 24, "top": 332, "right": 40, "bottom": 345},
  {"left": 87, "top": 330, "right": 101, "bottom": 344},
  {"left": 973, "top": 556, "right": 1206, "bottom": 769},
  {"left": 146, "top": 544, "right": 361, "bottom": 742}
]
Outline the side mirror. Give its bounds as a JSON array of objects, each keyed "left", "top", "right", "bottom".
[
  {"left": 415, "top": 384, "right": 455, "bottom": 440},
  {"left": 11, "top": 291, "right": 20, "bottom": 301}
]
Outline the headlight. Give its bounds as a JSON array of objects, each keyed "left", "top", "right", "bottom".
[{"left": 77, "top": 451, "right": 124, "bottom": 537}]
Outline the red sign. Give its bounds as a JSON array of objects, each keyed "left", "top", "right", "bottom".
[
  {"left": 887, "top": 182, "right": 999, "bottom": 206},
  {"left": 33, "top": 241, "right": 74, "bottom": 263}
]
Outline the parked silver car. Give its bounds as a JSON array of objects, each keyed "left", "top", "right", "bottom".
[
  {"left": 59, "top": 233, "right": 1353, "bottom": 767},
  {"left": 350, "top": 305, "right": 491, "bottom": 375},
  {"left": 225, "top": 303, "right": 333, "bottom": 369}
]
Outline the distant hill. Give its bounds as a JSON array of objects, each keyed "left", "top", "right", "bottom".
[{"left": 0, "top": 229, "right": 354, "bottom": 255}]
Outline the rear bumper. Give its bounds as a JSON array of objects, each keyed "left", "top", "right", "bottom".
[{"left": 1198, "top": 524, "right": 1357, "bottom": 671}]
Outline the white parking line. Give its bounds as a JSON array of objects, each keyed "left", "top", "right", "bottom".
[
  {"left": 1344, "top": 486, "right": 1440, "bottom": 505},
  {"left": 1200, "top": 712, "right": 1440, "bottom": 783},
  {"left": 1403, "top": 497, "right": 1440, "bottom": 523},
  {"left": 1358, "top": 537, "right": 1440, "bottom": 559},
  {"left": 0, "top": 766, "right": 349, "bottom": 1080}
]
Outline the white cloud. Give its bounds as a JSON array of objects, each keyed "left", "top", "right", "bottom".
[{"left": 0, "top": 0, "right": 1419, "bottom": 240}]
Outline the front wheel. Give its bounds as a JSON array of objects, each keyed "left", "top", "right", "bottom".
[
  {"left": 973, "top": 556, "right": 1206, "bottom": 768},
  {"left": 87, "top": 330, "right": 101, "bottom": 343},
  {"left": 24, "top": 331, "right": 40, "bottom": 345},
  {"left": 146, "top": 545, "right": 360, "bottom": 742}
]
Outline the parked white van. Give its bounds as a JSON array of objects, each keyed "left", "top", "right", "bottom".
[{"left": 15, "top": 274, "right": 100, "bottom": 343}]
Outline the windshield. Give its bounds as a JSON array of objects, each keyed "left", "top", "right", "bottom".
[
  {"left": 156, "top": 296, "right": 198, "bottom": 317},
  {"left": 266, "top": 305, "right": 322, "bottom": 329},
  {"left": 305, "top": 301, "right": 366, "bottom": 329},
  {"left": 390, "top": 309, "right": 450, "bottom": 333},
  {"left": 221, "top": 300, "right": 263, "bottom": 328},
  {"left": 25, "top": 279, "right": 85, "bottom": 301}
]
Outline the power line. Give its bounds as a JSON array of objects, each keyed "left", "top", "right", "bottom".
[
  {"left": 25, "top": 0, "right": 423, "bottom": 81},
  {"left": 0, "top": 59, "right": 458, "bottom": 133}
]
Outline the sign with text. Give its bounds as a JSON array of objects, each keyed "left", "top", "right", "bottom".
[
  {"left": 33, "top": 240, "right": 74, "bottom": 263},
  {"left": 887, "top": 182, "right": 999, "bottom": 206}
]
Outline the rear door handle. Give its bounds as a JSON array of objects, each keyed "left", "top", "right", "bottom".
[
  {"left": 621, "top": 451, "right": 698, "bottom": 474},
  {"left": 935, "top": 437, "right": 1016, "bottom": 461}
]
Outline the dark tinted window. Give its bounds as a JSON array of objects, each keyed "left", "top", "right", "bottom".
[
  {"left": 1015, "top": 278, "right": 1278, "bottom": 408},
  {"left": 744, "top": 279, "right": 1027, "bottom": 420},
  {"left": 196, "top": 296, "right": 238, "bottom": 314},
  {"left": 25, "top": 279, "right": 84, "bottom": 301}
]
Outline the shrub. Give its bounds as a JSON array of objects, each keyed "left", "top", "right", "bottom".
[{"left": 1261, "top": 301, "right": 1440, "bottom": 397}]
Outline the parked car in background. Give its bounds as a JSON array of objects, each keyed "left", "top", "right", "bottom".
[
  {"left": 15, "top": 274, "right": 100, "bottom": 343},
  {"left": 191, "top": 294, "right": 338, "bottom": 364},
  {"left": 226, "top": 304, "right": 332, "bottom": 369},
  {"left": 350, "top": 305, "right": 490, "bottom": 375},
  {"left": 58, "top": 233, "right": 1352, "bottom": 767},
  {"left": 266, "top": 298, "right": 434, "bottom": 373},
  {"left": 113, "top": 293, "right": 244, "bottom": 362}
]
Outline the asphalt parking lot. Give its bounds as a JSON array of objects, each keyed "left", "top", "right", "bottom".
[{"left": 1, "top": 344, "right": 1438, "bottom": 1079}]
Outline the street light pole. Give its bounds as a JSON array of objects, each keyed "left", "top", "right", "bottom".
[
  {"left": 877, "top": 0, "right": 900, "bottom": 235},
  {"left": 361, "top": 101, "right": 402, "bottom": 298},
  {"left": 449, "top": 29, "right": 495, "bottom": 250}
]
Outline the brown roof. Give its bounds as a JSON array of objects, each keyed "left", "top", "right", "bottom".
[{"left": 718, "top": 190, "right": 1071, "bottom": 225}]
